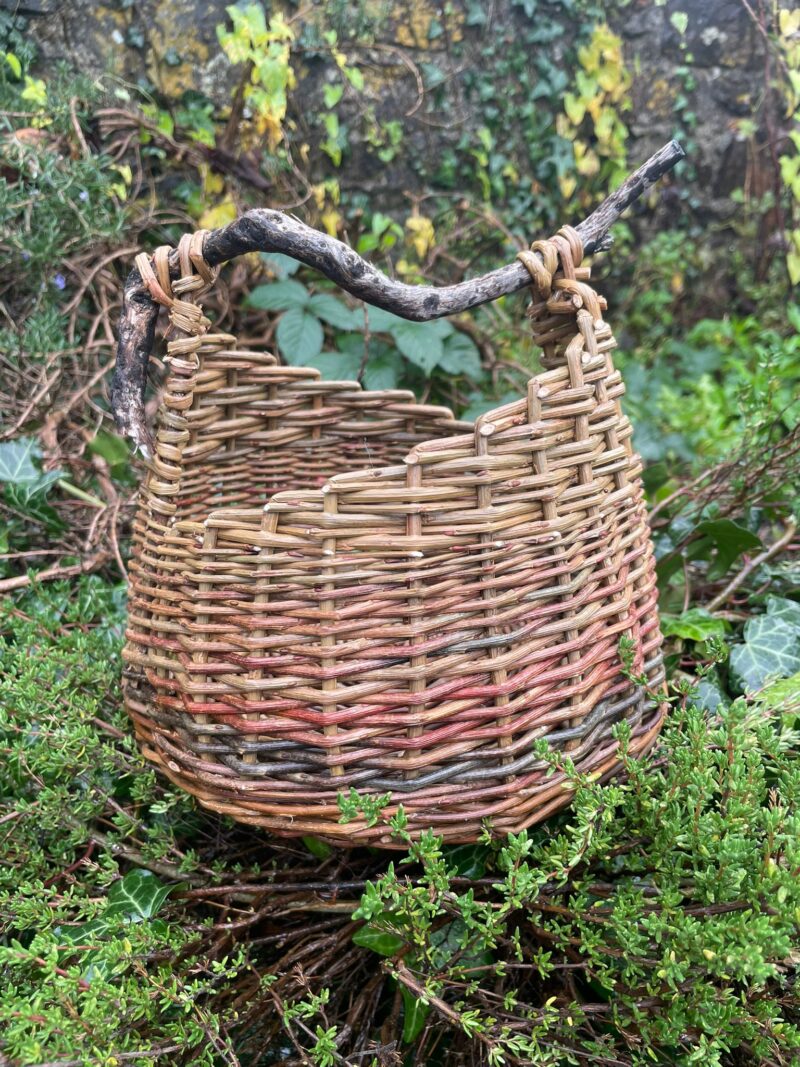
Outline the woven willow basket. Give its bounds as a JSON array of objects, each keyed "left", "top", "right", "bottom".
[{"left": 123, "top": 225, "right": 665, "bottom": 846}]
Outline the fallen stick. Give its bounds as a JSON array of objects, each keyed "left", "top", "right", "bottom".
[
  {"left": 0, "top": 551, "right": 110, "bottom": 594},
  {"left": 111, "top": 140, "right": 684, "bottom": 450}
]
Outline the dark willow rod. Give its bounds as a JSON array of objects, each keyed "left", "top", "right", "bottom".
[{"left": 112, "top": 139, "right": 684, "bottom": 452}]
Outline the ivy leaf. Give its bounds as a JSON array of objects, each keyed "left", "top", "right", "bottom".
[
  {"left": 0, "top": 437, "right": 53, "bottom": 486},
  {"left": 276, "top": 307, "right": 324, "bottom": 364},
  {"left": 401, "top": 986, "right": 431, "bottom": 1043},
  {"left": 695, "top": 676, "right": 726, "bottom": 714},
  {"left": 443, "top": 843, "right": 489, "bottom": 879},
  {"left": 105, "top": 870, "right": 175, "bottom": 922},
  {"left": 670, "top": 10, "right": 689, "bottom": 35},
  {"left": 661, "top": 609, "right": 727, "bottom": 643},
  {"left": 5, "top": 484, "right": 66, "bottom": 532},
  {"left": 246, "top": 278, "right": 309, "bottom": 311},
  {"left": 0, "top": 437, "right": 64, "bottom": 529},
  {"left": 765, "top": 596, "right": 800, "bottom": 631},
  {"left": 307, "top": 293, "right": 359, "bottom": 329},
  {"left": 323, "top": 83, "right": 344, "bottom": 108},
  {"left": 352, "top": 924, "right": 406, "bottom": 956},
  {"left": 438, "top": 332, "right": 483, "bottom": 378},
  {"left": 430, "top": 919, "right": 492, "bottom": 971},
  {"left": 56, "top": 916, "right": 112, "bottom": 947},
  {"left": 391, "top": 322, "right": 444, "bottom": 374},
  {"left": 729, "top": 616, "right": 800, "bottom": 693},
  {"left": 690, "top": 519, "right": 762, "bottom": 580}
]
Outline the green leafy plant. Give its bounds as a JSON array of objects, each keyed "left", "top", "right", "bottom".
[
  {"left": 245, "top": 268, "right": 485, "bottom": 407},
  {"left": 337, "top": 684, "right": 800, "bottom": 1066},
  {"left": 216, "top": 3, "right": 295, "bottom": 151}
]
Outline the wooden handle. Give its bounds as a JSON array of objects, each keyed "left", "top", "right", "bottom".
[{"left": 111, "top": 140, "right": 685, "bottom": 452}]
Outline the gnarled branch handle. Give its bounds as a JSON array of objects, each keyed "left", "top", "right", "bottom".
[{"left": 112, "top": 140, "right": 684, "bottom": 452}]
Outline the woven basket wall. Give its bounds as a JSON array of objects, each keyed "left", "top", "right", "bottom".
[{"left": 123, "top": 226, "right": 666, "bottom": 846}]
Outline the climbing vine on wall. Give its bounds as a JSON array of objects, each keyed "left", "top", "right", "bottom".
[
  {"left": 216, "top": 4, "right": 295, "bottom": 152},
  {"left": 560, "top": 22, "right": 631, "bottom": 201},
  {"left": 777, "top": 6, "right": 800, "bottom": 283}
]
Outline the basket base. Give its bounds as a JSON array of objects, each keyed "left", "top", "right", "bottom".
[{"left": 125, "top": 683, "right": 666, "bottom": 847}]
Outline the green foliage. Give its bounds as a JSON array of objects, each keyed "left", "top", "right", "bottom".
[
  {"left": 0, "top": 437, "right": 66, "bottom": 554},
  {"left": 0, "top": 579, "right": 263, "bottom": 1066},
  {"left": 341, "top": 691, "right": 800, "bottom": 1065},
  {"left": 2, "top": 9, "right": 800, "bottom": 1065},
  {"left": 246, "top": 266, "right": 485, "bottom": 409},
  {"left": 560, "top": 22, "right": 631, "bottom": 196},
  {"left": 0, "top": 61, "right": 128, "bottom": 384},
  {"left": 619, "top": 306, "right": 800, "bottom": 469},
  {"left": 216, "top": 4, "right": 295, "bottom": 152}
]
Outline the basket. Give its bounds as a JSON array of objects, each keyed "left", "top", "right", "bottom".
[{"left": 122, "top": 224, "right": 666, "bottom": 846}]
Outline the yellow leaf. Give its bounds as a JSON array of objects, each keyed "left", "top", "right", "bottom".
[
  {"left": 779, "top": 8, "right": 800, "bottom": 37},
  {"left": 574, "top": 143, "right": 599, "bottom": 176},
  {"left": 320, "top": 208, "right": 341, "bottom": 237},
  {"left": 200, "top": 196, "right": 238, "bottom": 230},
  {"left": 563, "top": 92, "right": 585, "bottom": 126},
  {"left": 202, "top": 168, "right": 225, "bottom": 196},
  {"left": 559, "top": 174, "right": 577, "bottom": 200},
  {"left": 4, "top": 52, "right": 21, "bottom": 79},
  {"left": 405, "top": 213, "right": 435, "bottom": 260},
  {"left": 555, "top": 113, "right": 572, "bottom": 139},
  {"left": 113, "top": 164, "right": 132, "bottom": 187},
  {"left": 21, "top": 75, "right": 47, "bottom": 108}
]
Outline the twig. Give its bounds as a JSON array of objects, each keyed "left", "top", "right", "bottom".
[
  {"left": 0, "top": 551, "right": 110, "bottom": 594},
  {"left": 706, "top": 519, "right": 797, "bottom": 613},
  {"left": 61, "top": 815, "right": 207, "bottom": 888}
]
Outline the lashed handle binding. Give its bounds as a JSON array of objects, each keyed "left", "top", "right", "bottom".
[{"left": 121, "top": 215, "right": 667, "bottom": 846}]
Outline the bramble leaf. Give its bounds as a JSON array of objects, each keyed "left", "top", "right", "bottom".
[
  {"left": 305, "top": 349, "right": 362, "bottom": 381},
  {"left": 391, "top": 322, "right": 444, "bottom": 374},
  {"left": 308, "top": 293, "right": 359, "bottom": 329},
  {"left": 439, "top": 331, "right": 482, "bottom": 378},
  {"left": 276, "top": 307, "right": 324, "bottom": 364},
  {"left": 246, "top": 278, "right": 309, "bottom": 311}
]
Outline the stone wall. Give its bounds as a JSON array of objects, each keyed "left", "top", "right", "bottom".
[{"left": 7, "top": 0, "right": 777, "bottom": 247}]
